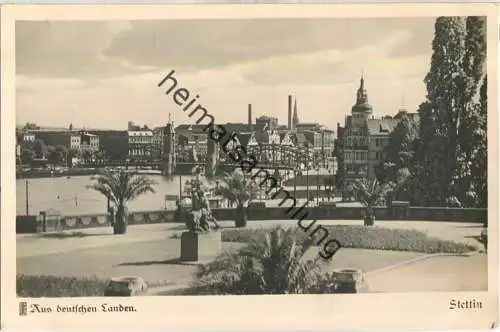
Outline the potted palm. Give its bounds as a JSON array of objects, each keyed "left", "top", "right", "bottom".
[
  {"left": 87, "top": 170, "right": 157, "bottom": 234},
  {"left": 352, "top": 178, "right": 392, "bottom": 226},
  {"left": 215, "top": 169, "right": 259, "bottom": 228}
]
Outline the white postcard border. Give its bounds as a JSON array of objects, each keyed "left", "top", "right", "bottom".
[{"left": 1, "top": 4, "right": 498, "bottom": 330}]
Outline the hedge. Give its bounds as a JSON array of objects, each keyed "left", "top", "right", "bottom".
[
  {"left": 17, "top": 274, "right": 109, "bottom": 297},
  {"left": 220, "top": 225, "right": 477, "bottom": 254}
]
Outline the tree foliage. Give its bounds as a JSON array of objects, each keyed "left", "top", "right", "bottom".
[
  {"left": 87, "top": 170, "right": 157, "bottom": 209},
  {"left": 215, "top": 169, "right": 260, "bottom": 208},
  {"left": 412, "top": 16, "right": 487, "bottom": 207},
  {"left": 376, "top": 114, "right": 418, "bottom": 184}
]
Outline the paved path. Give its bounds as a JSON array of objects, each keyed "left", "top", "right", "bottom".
[
  {"left": 365, "top": 253, "right": 487, "bottom": 292},
  {"left": 17, "top": 219, "right": 483, "bottom": 258},
  {"left": 16, "top": 220, "right": 487, "bottom": 293}
]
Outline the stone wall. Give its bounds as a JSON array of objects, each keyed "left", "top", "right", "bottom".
[{"left": 17, "top": 206, "right": 487, "bottom": 233}]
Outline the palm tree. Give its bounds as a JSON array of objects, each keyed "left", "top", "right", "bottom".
[
  {"left": 352, "top": 178, "right": 392, "bottom": 226},
  {"left": 195, "top": 227, "right": 338, "bottom": 294},
  {"left": 87, "top": 170, "right": 157, "bottom": 234},
  {"left": 215, "top": 169, "right": 259, "bottom": 228}
]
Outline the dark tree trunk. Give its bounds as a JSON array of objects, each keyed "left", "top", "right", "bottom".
[
  {"left": 113, "top": 205, "right": 128, "bottom": 235},
  {"left": 363, "top": 206, "right": 375, "bottom": 226},
  {"left": 235, "top": 204, "right": 247, "bottom": 228}
]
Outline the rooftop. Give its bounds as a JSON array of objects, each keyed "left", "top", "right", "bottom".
[
  {"left": 128, "top": 131, "right": 153, "bottom": 136},
  {"left": 366, "top": 118, "right": 400, "bottom": 136}
]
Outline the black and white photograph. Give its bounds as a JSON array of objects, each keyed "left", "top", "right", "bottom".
[{"left": 2, "top": 3, "right": 498, "bottom": 331}]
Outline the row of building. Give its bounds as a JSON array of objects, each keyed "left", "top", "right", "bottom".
[
  {"left": 16, "top": 95, "right": 337, "bottom": 164},
  {"left": 17, "top": 75, "right": 420, "bottom": 185}
]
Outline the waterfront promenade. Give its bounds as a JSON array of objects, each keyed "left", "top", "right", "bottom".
[{"left": 17, "top": 219, "right": 487, "bottom": 293}]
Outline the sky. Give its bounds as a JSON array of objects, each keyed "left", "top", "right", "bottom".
[{"left": 16, "top": 18, "right": 436, "bottom": 130}]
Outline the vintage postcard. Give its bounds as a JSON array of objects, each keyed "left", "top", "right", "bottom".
[{"left": 1, "top": 3, "right": 498, "bottom": 331}]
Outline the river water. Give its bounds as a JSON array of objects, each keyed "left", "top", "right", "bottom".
[{"left": 16, "top": 175, "right": 195, "bottom": 216}]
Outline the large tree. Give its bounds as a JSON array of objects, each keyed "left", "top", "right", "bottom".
[
  {"left": 470, "top": 75, "right": 488, "bottom": 207},
  {"left": 376, "top": 114, "right": 419, "bottom": 184},
  {"left": 456, "top": 17, "right": 487, "bottom": 206},
  {"left": 31, "top": 139, "right": 48, "bottom": 159},
  {"left": 414, "top": 16, "right": 486, "bottom": 207}
]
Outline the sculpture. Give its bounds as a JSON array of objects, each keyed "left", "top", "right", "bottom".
[{"left": 185, "top": 180, "right": 220, "bottom": 233}]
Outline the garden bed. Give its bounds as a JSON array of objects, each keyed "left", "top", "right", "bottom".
[{"left": 219, "top": 225, "right": 477, "bottom": 254}]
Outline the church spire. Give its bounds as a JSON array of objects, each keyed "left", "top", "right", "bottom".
[
  {"left": 356, "top": 75, "right": 368, "bottom": 105},
  {"left": 292, "top": 97, "right": 299, "bottom": 128},
  {"left": 352, "top": 72, "right": 373, "bottom": 114}
]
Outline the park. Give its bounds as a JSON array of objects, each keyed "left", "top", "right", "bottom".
[{"left": 16, "top": 167, "right": 488, "bottom": 297}]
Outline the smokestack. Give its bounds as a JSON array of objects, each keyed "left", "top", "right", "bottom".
[
  {"left": 288, "top": 95, "right": 293, "bottom": 130},
  {"left": 248, "top": 104, "right": 252, "bottom": 126}
]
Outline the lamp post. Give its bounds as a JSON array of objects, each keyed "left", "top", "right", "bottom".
[
  {"left": 306, "top": 146, "right": 310, "bottom": 202},
  {"left": 293, "top": 167, "right": 297, "bottom": 199},
  {"left": 178, "top": 174, "right": 183, "bottom": 219},
  {"left": 25, "top": 179, "right": 29, "bottom": 216},
  {"left": 316, "top": 166, "right": 320, "bottom": 205}
]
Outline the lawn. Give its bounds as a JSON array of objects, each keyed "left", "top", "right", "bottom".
[
  {"left": 17, "top": 239, "right": 244, "bottom": 297},
  {"left": 17, "top": 274, "right": 110, "bottom": 297},
  {"left": 172, "top": 225, "right": 478, "bottom": 254},
  {"left": 17, "top": 224, "right": 478, "bottom": 297}
]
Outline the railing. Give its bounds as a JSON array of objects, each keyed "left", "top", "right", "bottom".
[{"left": 16, "top": 206, "right": 487, "bottom": 234}]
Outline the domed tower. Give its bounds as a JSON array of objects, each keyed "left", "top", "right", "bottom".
[{"left": 351, "top": 75, "right": 373, "bottom": 126}]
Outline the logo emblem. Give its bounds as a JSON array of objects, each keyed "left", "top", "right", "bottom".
[{"left": 19, "top": 302, "right": 28, "bottom": 316}]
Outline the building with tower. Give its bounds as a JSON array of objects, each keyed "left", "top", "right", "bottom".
[{"left": 336, "top": 75, "right": 419, "bottom": 187}]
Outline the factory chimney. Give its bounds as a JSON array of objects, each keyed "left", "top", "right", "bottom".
[{"left": 248, "top": 104, "right": 252, "bottom": 126}]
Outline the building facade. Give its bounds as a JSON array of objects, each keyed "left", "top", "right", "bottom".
[
  {"left": 338, "top": 76, "right": 419, "bottom": 186},
  {"left": 255, "top": 115, "right": 279, "bottom": 131},
  {"left": 128, "top": 130, "right": 153, "bottom": 158},
  {"left": 80, "top": 132, "right": 99, "bottom": 152},
  {"left": 175, "top": 124, "right": 209, "bottom": 159}
]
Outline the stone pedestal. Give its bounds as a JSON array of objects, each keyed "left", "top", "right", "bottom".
[
  {"left": 332, "top": 268, "right": 368, "bottom": 293},
  {"left": 104, "top": 276, "right": 148, "bottom": 296},
  {"left": 180, "top": 230, "right": 222, "bottom": 262}
]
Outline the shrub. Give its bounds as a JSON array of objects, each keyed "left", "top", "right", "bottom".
[
  {"left": 195, "top": 227, "right": 339, "bottom": 295},
  {"left": 220, "top": 225, "right": 477, "bottom": 254},
  {"left": 17, "top": 274, "right": 109, "bottom": 297}
]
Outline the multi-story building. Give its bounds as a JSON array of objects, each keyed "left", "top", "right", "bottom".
[
  {"left": 175, "top": 124, "right": 209, "bottom": 158},
  {"left": 128, "top": 129, "right": 153, "bottom": 158},
  {"left": 94, "top": 130, "right": 129, "bottom": 161},
  {"left": 81, "top": 132, "right": 99, "bottom": 152},
  {"left": 338, "top": 76, "right": 419, "bottom": 186},
  {"left": 27, "top": 130, "right": 69, "bottom": 149},
  {"left": 22, "top": 133, "right": 36, "bottom": 143},
  {"left": 302, "top": 130, "right": 322, "bottom": 161},
  {"left": 255, "top": 115, "right": 279, "bottom": 131},
  {"left": 70, "top": 134, "right": 81, "bottom": 150}
]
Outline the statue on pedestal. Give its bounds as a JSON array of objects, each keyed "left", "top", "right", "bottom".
[{"left": 185, "top": 170, "right": 220, "bottom": 233}]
